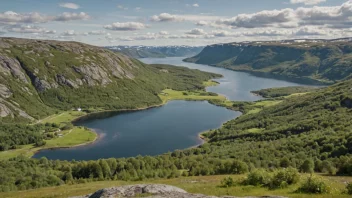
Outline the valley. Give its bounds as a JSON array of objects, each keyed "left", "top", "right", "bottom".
[{"left": 0, "top": 39, "right": 352, "bottom": 197}]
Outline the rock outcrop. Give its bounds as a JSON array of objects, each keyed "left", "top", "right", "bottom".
[{"left": 72, "top": 184, "right": 288, "bottom": 198}]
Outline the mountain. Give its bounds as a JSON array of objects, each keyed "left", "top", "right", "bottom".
[
  {"left": 184, "top": 39, "right": 352, "bottom": 84},
  {"left": 106, "top": 45, "right": 204, "bottom": 58},
  {"left": 0, "top": 38, "right": 217, "bottom": 123}
]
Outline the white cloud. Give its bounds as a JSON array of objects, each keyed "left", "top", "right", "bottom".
[
  {"left": 0, "top": 11, "right": 90, "bottom": 25},
  {"left": 195, "top": 20, "right": 208, "bottom": 26},
  {"left": 54, "top": 12, "right": 90, "bottom": 21},
  {"left": 193, "top": 4, "right": 200, "bottom": 7},
  {"left": 104, "top": 22, "right": 147, "bottom": 31},
  {"left": 62, "top": 30, "right": 77, "bottom": 36},
  {"left": 290, "top": 0, "right": 326, "bottom": 5},
  {"left": 159, "top": 31, "right": 169, "bottom": 35},
  {"left": 5, "top": 24, "right": 56, "bottom": 34},
  {"left": 214, "top": 1, "right": 352, "bottom": 29},
  {"left": 151, "top": 13, "right": 222, "bottom": 23},
  {"left": 186, "top": 28, "right": 206, "bottom": 35},
  {"left": 0, "top": 11, "right": 51, "bottom": 24},
  {"left": 296, "top": 1, "right": 352, "bottom": 28},
  {"left": 59, "top": 2, "right": 80, "bottom": 9},
  {"left": 86, "top": 30, "right": 107, "bottom": 35},
  {"left": 117, "top": 5, "right": 128, "bottom": 10},
  {"left": 216, "top": 8, "right": 296, "bottom": 28},
  {"left": 151, "top": 13, "right": 183, "bottom": 22},
  {"left": 135, "top": 7, "right": 141, "bottom": 11}
]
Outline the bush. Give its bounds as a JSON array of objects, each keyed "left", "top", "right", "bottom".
[
  {"left": 297, "top": 176, "right": 330, "bottom": 194},
  {"left": 268, "top": 168, "right": 300, "bottom": 189},
  {"left": 243, "top": 169, "right": 272, "bottom": 186},
  {"left": 347, "top": 183, "right": 352, "bottom": 195},
  {"left": 221, "top": 176, "right": 235, "bottom": 187}
]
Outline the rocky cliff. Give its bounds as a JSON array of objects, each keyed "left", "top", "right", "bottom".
[{"left": 185, "top": 40, "right": 352, "bottom": 84}]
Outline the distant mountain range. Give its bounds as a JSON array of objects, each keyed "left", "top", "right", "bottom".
[
  {"left": 184, "top": 38, "right": 352, "bottom": 85},
  {"left": 106, "top": 45, "right": 204, "bottom": 58}
]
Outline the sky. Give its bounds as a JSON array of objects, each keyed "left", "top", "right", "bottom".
[{"left": 0, "top": 0, "right": 351, "bottom": 46}]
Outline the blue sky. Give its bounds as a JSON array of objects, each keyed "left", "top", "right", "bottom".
[{"left": 0, "top": 0, "right": 351, "bottom": 46}]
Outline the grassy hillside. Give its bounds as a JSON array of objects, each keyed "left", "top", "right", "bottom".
[{"left": 184, "top": 40, "right": 352, "bottom": 84}]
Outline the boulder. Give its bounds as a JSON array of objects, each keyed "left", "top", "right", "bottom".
[{"left": 71, "top": 184, "right": 289, "bottom": 198}]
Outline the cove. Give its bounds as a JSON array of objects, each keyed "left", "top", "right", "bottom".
[{"left": 33, "top": 57, "right": 313, "bottom": 160}]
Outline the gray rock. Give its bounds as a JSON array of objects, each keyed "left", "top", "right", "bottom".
[
  {"left": 0, "top": 102, "right": 13, "bottom": 118},
  {"left": 0, "top": 84, "right": 12, "bottom": 98},
  {"left": 71, "top": 184, "right": 289, "bottom": 198},
  {"left": 56, "top": 74, "right": 78, "bottom": 89},
  {"left": 34, "top": 77, "right": 52, "bottom": 92},
  {"left": 0, "top": 55, "right": 28, "bottom": 83}
]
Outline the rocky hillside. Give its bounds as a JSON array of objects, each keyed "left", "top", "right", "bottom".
[
  {"left": 107, "top": 45, "right": 204, "bottom": 58},
  {"left": 0, "top": 38, "right": 218, "bottom": 123},
  {"left": 184, "top": 39, "right": 352, "bottom": 84}
]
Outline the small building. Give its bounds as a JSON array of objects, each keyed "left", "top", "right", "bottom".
[{"left": 77, "top": 107, "right": 82, "bottom": 112}]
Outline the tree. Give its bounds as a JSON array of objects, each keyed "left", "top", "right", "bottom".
[{"left": 300, "top": 159, "right": 315, "bottom": 173}]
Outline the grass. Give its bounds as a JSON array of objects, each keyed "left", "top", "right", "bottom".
[
  {"left": 1, "top": 174, "right": 351, "bottom": 198},
  {"left": 246, "top": 100, "right": 283, "bottom": 114},
  {"left": 158, "top": 89, "right": 226, "bottom": 104},
  {"left": 203, "top": 80, "right": 219, "bottom": 87},
  {"left": 38, "top": 111, "right": 87, "bottom": 125}
]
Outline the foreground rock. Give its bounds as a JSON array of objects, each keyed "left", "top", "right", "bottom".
[{"left": 71, "top": 184, "right": 288, "bottom": 198}]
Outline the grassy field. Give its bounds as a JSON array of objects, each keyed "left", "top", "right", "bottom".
[
  {"left": 158, "top": 89, "right": 226, "bottom": 104},
  {"left": 246, "top": 100, "right": 283, "bottom": 114},
  {"left": 203, "top": 80, "right": 219, "bottom": 87},
  {"left": 1, "top": 174, "right": 351, "bottom": 198},
  {"left": 38, "top": 110, "right": 87, "bottom": 125}
]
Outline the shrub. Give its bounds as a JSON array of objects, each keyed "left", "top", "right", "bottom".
[
  {"left": 268, "top": 168, "right": 300, "bottom": 189},
  {"left": 347, "top": 183, "right": 352, "bottom": 195},
  {"left": 297, "top": 176, "right": 330, "bottom": 194},
  {"left": 243, "top": 169, "right": 272, "bottom": 186},
  {"left": 221, "top": 176, "right": 235, "bottom": 187}
]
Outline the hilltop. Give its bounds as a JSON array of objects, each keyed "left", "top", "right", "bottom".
[
  {"left": 106, "top": 45, "right": 203, "bottom": 58},
  {"left": 185, "top": 38, "right": 352, "bottom": 84}
]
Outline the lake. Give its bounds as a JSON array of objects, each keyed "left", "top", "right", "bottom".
[{"left": 33, "top": 57, "right": 312, "bottom": 160}]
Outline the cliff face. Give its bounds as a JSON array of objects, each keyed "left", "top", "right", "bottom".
[{"left": 185, "top": 41, "right": 352, "bottom": 84}]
